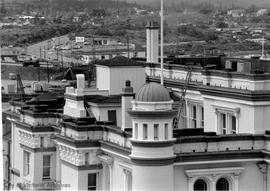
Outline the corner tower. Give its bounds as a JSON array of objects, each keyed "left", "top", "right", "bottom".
[{"left": 128, "top": 82, "right": 177, "bottom": 191}]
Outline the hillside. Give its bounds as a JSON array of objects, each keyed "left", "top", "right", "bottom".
[{"left": 119, "top": 0, "right": 270, "bottom": 8}]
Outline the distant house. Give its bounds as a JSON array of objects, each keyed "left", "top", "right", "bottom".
[
  {"left": 73, "top": 16, "right": 80, "bottom": 23},
  {"left": 1, "top": 47, "right": 27, "bottom": 62},
  {"left": 256, "top": 9, "right": 269, "bottom": 16},
  {"left": 245, "top": 38, "right": 267, "bottom": 44},
  {"left": 92, "top": 9, "right": 106, "bottom": 17},
  {"left": 227, "top": 9, "right": 245, "bottom": 17}
]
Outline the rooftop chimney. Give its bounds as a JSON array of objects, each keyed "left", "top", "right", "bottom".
[
  {"left": 64, "top": 74, "right": 86, "bottom": 118},
  {"left": 146, "top": 21, "right": 159, "bottom": 63},
  {"left": 121, "top": 80, "right": 135, "bottom": 131}
]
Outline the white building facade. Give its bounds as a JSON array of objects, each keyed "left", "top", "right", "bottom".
[{"left": 4, "top": 23, "right": 270, "bottom": 191}]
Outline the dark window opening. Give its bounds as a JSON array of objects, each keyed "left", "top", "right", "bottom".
[
  {"left": 194, "top": 179, "right": 207, "bottom": 191},
  {"left": 108, "top": 110, "right": 117, "bottom": 125},
  {"left": 216, "top": 178, "right": 229, "bottom": 191},
  {"left": 88, "top": 173, "right": 97, "bottom": 191}
]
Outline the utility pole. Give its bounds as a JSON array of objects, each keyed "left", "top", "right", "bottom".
[
  {"left": 92, "top": 36, "right": 96, "bottom": 60},
  {"left": 38, "top": 46, "right": 41, "bottom": 81},
  {"left": 262, "top": 36, "right": 265, "bottom": 58},
  {"left": 126, "top": 18, "right": 130, "bottom": 59},
  {"left": 127, "top": 35, "right": 130, "bottom": 59},
  {"left": 39, "top": 46, "right": 42, "bottom": 59},
  {"left": 61, "top": 50, "right": 64, "bottom": 79},
  {"left": 160, "top": 0, "right": 164, "bottom": 85},
  {"left": 44, "top": 47, "right": 50, "bottom": 83}
]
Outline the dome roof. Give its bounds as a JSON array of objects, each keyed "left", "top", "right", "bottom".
[{"left": 136, "top": 82, "right": 171, "bottom": 102}]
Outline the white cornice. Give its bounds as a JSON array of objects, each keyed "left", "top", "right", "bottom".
[{"left": 185, "top": 167, "right": 244, "bottom": 178}]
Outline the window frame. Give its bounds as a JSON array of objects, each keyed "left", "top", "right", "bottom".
[
  {"left": 213, "top": 105, "right": 240, "bottom": 135},
  {"left": 186, "top": 101, "right": 204, "bottom": 129},
  {"left": 88, "top": 173, "right": 97, "bottom": 191},
  {"left": 40, "top": 136, "right": 44, "bottom": 148},
  {"left": 216, "top": 177, "right": 230, "bottom": 191},
  {"left": 143, "top": 124, "right": 148, "bottom": 140},
  {"left": 134, "top": 123, "right": 138, "bottom": 139},
  {"left": 164, "top": 123, "right": 169, "bottom": 140},
  {"left": 154, "top": 124, "right": 159, "bottom": 140},
  {"left": 23, "top": 151, "right": 30, "bottom": 176},
  {"left": 193, "top": 178, "right": 208, "bottom": 191},
  {"left": 85, "top": 152, "right": 89, "bottom": 165},
  {"left": 42, "top": 155, "right": 51, "bottom": 180},
  {"left": 218, "top": 112, "right": 238, "bottom": 135}
]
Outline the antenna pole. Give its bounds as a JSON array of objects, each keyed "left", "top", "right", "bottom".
[
  {"left": 262, "top": 36, "right": 265, "bottom": 58},
  {"left": 160, "top": 0, "right": 164, "bottom": 85}
]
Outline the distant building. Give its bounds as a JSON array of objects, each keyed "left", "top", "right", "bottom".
[
  {"left": 245, "top": 38, "right": 267, "bottom": 44},
  {"left": 227, "top": 9, "right": 245, "bottom": 17},
  {"left": 92, "top": 9, "right": 106, "bottom": 17},
  {"left": 256, "top": 9, "right": 269, "bottom": 16}
]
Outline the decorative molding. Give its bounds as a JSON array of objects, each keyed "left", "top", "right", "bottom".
[
  {"left": 130, "top": 156, "right": 176, "bottom": 166},
  {"left": 98, "top": 154, "right": 113, "bottom": 166},
  {"left": 128, "top": 110, "right": 177, "bottom": 118},
  {"left": 61, "top": 160, "right": 102, "bottom": 171},
  {"left": 130, "top": 139, "right": 175, "bottom": 147},
  {"left": 20, "top": 144, "right": 56, "bottom": 153},
  {"left": 212, "top": 104, "right": 240, "bottom": 115},
  {"left": 58, "top": 144, "right": 84, "bottom": 166},
  {"left": 185, "top": 167, "right": 244, "bottom": 178}
]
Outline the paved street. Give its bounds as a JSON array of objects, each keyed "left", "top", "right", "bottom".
[{"left": 26, "top": 35, "right": 83, "bottom": 66}]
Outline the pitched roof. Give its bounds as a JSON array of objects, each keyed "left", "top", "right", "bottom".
[{"left": 85, "top": 95, "right": 121, "bottom": 104}]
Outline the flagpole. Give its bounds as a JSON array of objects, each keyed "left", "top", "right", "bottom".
[{"left": 160, "top": 0, "right": 164, "bottom": 85}]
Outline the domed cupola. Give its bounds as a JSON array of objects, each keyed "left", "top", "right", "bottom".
[
  {"left": 128, "top": 82, "right": 177, "bottom": 191},
  {"left": 136, "top": 82, "right": 171, "bottom": 102},
  {"left": 131, "top": 82, "right": 174, "bottom": 112}
]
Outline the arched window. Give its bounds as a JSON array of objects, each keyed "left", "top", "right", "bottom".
[
  {"left": 194, "top": 179, "right": 207, "bottom": 191},
  {"left": 216, "top": 178, "right": 229, "bottom": 191}
]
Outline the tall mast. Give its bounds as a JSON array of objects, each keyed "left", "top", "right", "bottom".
[
  {"left": 160, "top": 0, "right": 164, "bottom": 85},
  {"left": 262, "top": 36, "right": 265, "bottom": 58}
]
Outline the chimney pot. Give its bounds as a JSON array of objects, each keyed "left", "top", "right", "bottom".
[{"left": 126, "top": 80, "right": 131, "bottom": 87}]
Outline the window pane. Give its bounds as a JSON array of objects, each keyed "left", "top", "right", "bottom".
[
  {"left": 191, "top": 105, "right": 197, "bottom": 128},
  {"left": 154, "top": 124, "right": 159, "bottom": 140},
  {"left": 221, "top": 113, "right": 226, "bottom": 134},
  {"left": 24, "top": 151, "right": 30, "bottom": 176},
  {"left": 108, "top": 110, "right": 117, "bottom": 125},
  {"left": 194, "top": 179, "right": 207, "bottom": 191},
  {"left": 85, "top": 153, "right": 89, "bottom": 165},
  {"left": 43, "top": 167, "right": 50, "bottom": 177},
  {"left": 88, "top": 173, "right": 97, "bottom": 191},
  {"left": 43, "top": 155, "right": 50, "bottom": 166},
  {"left": 193, "top": 106, "right": 197, "bottom": 119},
  {"left": 231, "top": 116, "right": 236, "bottom": 133},
  {"left": 135, "top": 123, "right": 138, "bottom": 139},
  {"left": 143, "top": 124, "right": 148, "bottom": 139},
  {"left": 201, "top": 107, "right": 204, "bottom": 121},
  {"left": 216, "top": 178, "right": 229, "bottom": 191},
  {"left": 40, "top": 137, "right": 44, "bottom": 147},
  {"left": 164, "top": 123, "right": 168, "bottom": 139},
  {"left": 43, "top": 155, "right": 51, "bottom": 178}
]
